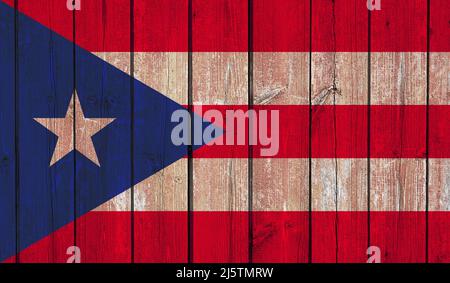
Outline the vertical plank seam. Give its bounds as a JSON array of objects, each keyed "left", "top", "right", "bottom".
[
  {"left": 130, "top": 0, "right": 135, "bottom": 264},
  {"left": 333, "top": 94, "right": 339, "bottom": 263},
  {"left": 367, "top": 5, "right": 372, "bottom": 259},
  {"left": 308, "top": 0, "right": 313, "bottom": 263},
  {"left": 330, "top": 1, "right": 339, "bottom": 264},
  {"left": 425, "top": 0, "right": 430, "bottom": 263},
  {"left": 72, "top": 0, "right": 77, "bottom": 256},
  {"left": 187, "top": 0, "right": 194, "bottom": 264},
  {"left": 14, "top": 0, "right": 20, "bottom": 264},
  {"left": 247, "top": 0, "right": 254, "bottom": 264}
]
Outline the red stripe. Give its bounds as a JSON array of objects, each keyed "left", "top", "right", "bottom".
[
  {"left": 252, "top": 212, "right": 309, "bottom": 263},
  {"left": 370, "top": 0, "right": 427, "bottom": 52},
  {"left": 192, "top": 0, "right": 248, "bottom": 52},
  {"left": 8, "top": 211, "right": 450, "bottom": 263},
  {"left": 135, "top": 0, "right": 187, "bottom": 52},
  {"left": 429, "top": 212, "right": 450, "bottom": 263},
  {"left": 3, "top": 0, "right": 448, "bottom": 51},
  {"left": 371, "top": 105, "right": 426, "bottom": 158},
  {"left": 76, "top": 212, "right": 131, "bottom": 263},
  {"left": 193, "top": 212, "right": 249, "bottom": 263},
  {"left": 135, "top": 212, "right": 187, "bottom": 263},
  {"left": 430, "top": 0, "right": 450, "bottom": 52},
  {"left": 311, "top": 0, "right": 367, "bottom": 52},
  {"left": 253, "top": 0, "right": 310, "bottom": 52},
  {"left": 312, "top": 212, "right": 368, "bottom": 263},
  {"left": 370, "top": 211, "right": 426, "bottom": 263},
  {"left": 188, "top": 105, "right": 448, "bottom": 158}
]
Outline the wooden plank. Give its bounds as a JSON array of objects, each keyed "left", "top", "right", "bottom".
[
  {"left": 369, "top": 0, "right": 427, "bottom": 263},
  {"left": 75, "top": 1, "right": 131, "bottom": 263},
  {"left": 134, "top": 52, "right": 188, "bottom": 211},
  {"left": 370, "top": 52, "right": 427, "bottom": 263},
  {"left": 429, "top": 52, "right": 450, "bottom": 262},
  {"left": 311, "top": 52, "right": 369, "bottom": 263},
  {"left": 311, "top": 0, "right": 368, "bottom": 263},
  {"left": 0, "top": 0, "right": 16, "bottom": 262},
  {"left": 133, "top": 52, "right": 188, "bottom": 262},
  {"left": 87, "top": 0, "right": 189, "bottom": 263},
  {"left": 369, "top": 0, "right": 428, "bottom": 262},
  {"left": 192, "top": 0, "right": 248, "bottom": 263},
  {"left": 17, "top": 0, "right": 74, "bottom": 262},
  {"left": 77, "top": 53, "right": 132, "bottom": 263},
  {"left": 192, "top": 51, "right": 249, "bottom": 262},
  {"left": 251, "top": 0, "right": 310, "bottom": 263},
  {"left": 88, "top": 51, "right": 187, "bottom": 262},
  {"left": 252, "top": 52, "right": 310, "bottom": 263},
  {"left": 428, "top": 50, "right": 450, "bottom": 262},
  {"left": 428, "top": 0, "right": 450, "bottom": 263}
]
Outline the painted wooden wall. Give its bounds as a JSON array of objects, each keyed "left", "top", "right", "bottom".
[{"left": 2, "top": 0, "right": 449, "bottom": 263}]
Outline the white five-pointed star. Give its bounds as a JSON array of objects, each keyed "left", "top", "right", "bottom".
[{"left": 34, "top": 91, "right": 115, "bottom": 166}]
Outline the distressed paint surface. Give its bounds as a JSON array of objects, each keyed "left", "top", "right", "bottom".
[
  {"left": 133, "top": 52, "right": 188, "bottom": 262},
  {"left": 74, "top": 0, "right": 132, "bottom": 263},
  {"left": 133, "top": 52, "right": 188, "bottom": 212},
  {"left": 370, "top": 52, "right": 427, "bottom": 263},
  {"left": 429, "top": 52, "right": 450, "bottom": 262},
  {"left": 17, "top": 0, "right": 75, "bottom": 263},
  {"left": 192, "top": 52, "right": 249, "bottom": 262},
  {"left": 252, "top": 52, "right": 309, "bottom": 263},
  {"left": 370, "top": 52, "right": 427, "bottom": 208},
  {"left": 311, "top": 52, "right": 369, "bottom": 263},
  {"left": 2, "top": 0, "right": 450, "bottom": 264},
  {"left": 429, "top": 53, "right": 450, "bottom": 210}
]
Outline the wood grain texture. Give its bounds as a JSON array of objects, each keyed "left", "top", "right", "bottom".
[
  {"left": 133, "top": 52, "right": 187, "bottom": 212},
  {"left": 0, "top": 0, "right": 16, "bottom": 262},
  {"left": 311, "top": 52, "right": 368, "bottom": 263},
  {"left": 252, "top": 52, "right": 309, "bottom": 263},
  {"left": 310, "top": 0, "right": 369, "bottom": 263},
  {"left": 192, "top": 52, "right": 249, "bottom": 262},
  {"left": 91, "top": 52, "right": 189, "bottom": 262},
  {"left": 17, "top": 0, "right": 75, "bottom": 263},
  {"left": 428, "top": 52, "right": 450, "bottom": 262},
  {"left": 191, "top": 0, "right": 249, "bottom": 265},
  {"left": 369, "top": 9, "right": 427, "bottom": 268},
  {"left": 429, "top": 53, "right": 450, "bottom": 210},
  {"left": 92, "top": 53, "right": 131, "bottom": 212},
  {"left": 75, "top": 51, "right": 132, "bottom": 263},
  {"left": 133, "top": 52, "right": 188, "bottom": 262},
  {"left": 370, "top": 52, "right": 427, "bottom": 262},
  {"left": 5, "top": 0, "right": 449, "bottom": 264},
  {"left": 370, "top": 52, "right": 427, "bottom": 207},
  {"left": 75, "top": 0, "right": 132, "bottom": 262}
]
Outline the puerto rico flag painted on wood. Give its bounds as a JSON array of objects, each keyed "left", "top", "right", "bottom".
[{"left": 0, "top": 0, "right": 449, "bottom": 263}]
